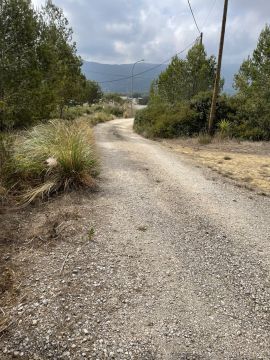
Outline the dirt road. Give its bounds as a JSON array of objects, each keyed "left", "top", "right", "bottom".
[{"left": 1, "top": 118, "right": 270, "bottom": 359}]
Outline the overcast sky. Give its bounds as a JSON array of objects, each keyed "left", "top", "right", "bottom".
[{"left": 32, "top": 0, "right": 270, "bottom": 66}]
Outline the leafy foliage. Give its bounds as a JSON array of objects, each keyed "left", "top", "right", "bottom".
[
  {"left": 135, "top": 28, "right": 270, "bottom": 141},
  {"left": 0, "top": 133, "right": 14, "bottom": 198},
  {"left": 233, "top": 25, "right": 270, "bottom": 140},
  {"left": 82, "top": 80, "right": 103, "bottom": 105},
  {"left": 134, "top": 43, "right": 221, "bottom": 138},
  {"left": 134, "top": 92, "right": 236, "bottom": 138},
  {"left": 103, "top": 93, "right": 124, "bottom": 105},
  {"left": 156, "top": 44, "right": 217, "bottom": 104},
  {"left": 0, "top": 0, "right": 95, "bottom": 129}
]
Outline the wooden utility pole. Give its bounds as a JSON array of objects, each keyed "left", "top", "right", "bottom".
[
  {"left": 200, "top": 32, "right": 203, "bottom": 45},
  {"left": 208, "top": 0, "right": 229, "bottom": 134}
]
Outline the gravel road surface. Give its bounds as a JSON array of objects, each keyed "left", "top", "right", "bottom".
[{"left": 1, "top": 118, "right": 270, "bottom": 359}]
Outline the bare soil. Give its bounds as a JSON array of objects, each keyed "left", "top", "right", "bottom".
[{"left": 0, "top": 191, "right": 93, "bottom": 334}]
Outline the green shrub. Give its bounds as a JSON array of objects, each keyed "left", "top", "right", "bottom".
[
  {"left": 134, "top": 101, "right": 201, "bottom": 138},
  {"left": 4, "top": 119, "right": 99, "bottom": 203},
  {"left": 89, "top": 112, "right": 114, "bottom": 126},
  {"left": 134, "top": 92, "right": 238, "bottom": 139},
  {"left": 91, "top": 104, "right": 104, "bottom": 112},
  {"left": 136, "top": 90, "right": 269, "bottom": 141},
  {"left": 0, "top": 133, "right": 14, "bottom": 172},
  {"left": 61, "top": 106, "right": 90, "bottom": 120},
  {"left": 0, "top": 133, "right": 14, "bottom": 204},
  {"left": 103, "top": 105, "right": 124, "bottom": 117},
  {"left": 103, "top": 93, "right": 124, "bottom": 105},
  {"left": 218, "top": 119, "right": 231, "bottom": 138},
  {"left": 134, "top": 101, "right": 167, "bottom": 137},
  {"left": 153, "top": 104, "right": 199, "bottom": 138},
  {"left": 61, "top": 104, "right": 124, "bottom": 121},
  {"left": 190, "top": 91, "right": 236, "bottom": 131},
  {"left": 231, "top": 124, "right": 268, "bottom": 140}
]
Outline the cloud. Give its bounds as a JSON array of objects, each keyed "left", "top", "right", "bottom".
[{"left": 31, "top": 0, "right": 270, "bottom": 66}]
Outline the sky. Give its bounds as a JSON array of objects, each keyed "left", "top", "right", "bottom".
[{"left": 32, "top": 0, "right": 270, "bottom": 66}]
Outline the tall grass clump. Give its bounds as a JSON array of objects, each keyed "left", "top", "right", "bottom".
[
  {"left": 5, "top": 119, "right": 99, "bottom": 203},
  {"left": 198, "top": 132, "right": 212, "bottom": 145}
]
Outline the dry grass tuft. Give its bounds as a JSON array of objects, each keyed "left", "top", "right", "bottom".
[
  {"left": 3, "top": 119, "right": 99, "bottom": 204},
  {"left": 162, "top": 138, "right": 270, "bottom": 195},
  {"left": 198, "top": 133, "right": 212, "bottom": 145}
]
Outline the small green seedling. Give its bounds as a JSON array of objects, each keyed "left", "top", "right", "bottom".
[{"left": 88, "top": 227, "right": 95, "bottom": 240}]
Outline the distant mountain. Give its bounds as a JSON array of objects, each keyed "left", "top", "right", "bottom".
[
  {"left": 82, "top": 61, "right": 167, "bottom": 95},
  {"left": 82, "top": 61, "right": 240, "bottom": 95}
]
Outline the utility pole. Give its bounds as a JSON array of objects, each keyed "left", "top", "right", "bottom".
[
  {"left": 200, "top": 32, "right": 203, "bottom": 45},
  {"left": 208, "top": 0, "right": 229, "bottom": 134}
]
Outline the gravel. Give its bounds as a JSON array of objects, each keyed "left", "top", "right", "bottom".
[{"left": 0, "top": 118, "right": 270, "bottom": 359}]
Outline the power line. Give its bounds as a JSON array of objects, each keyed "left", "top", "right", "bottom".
[
  {"left": 187, "top": 0, "right": 201, "bottom": 35},
  {"left": 97, "top": 37, "right": 199, "bottom": 85},
  {"left": 96, "top": 75, "right": 133, "bottom": 85},
  {"left": 202, "top": 0, "right": 217, "bottom": 29},
  {"left": 87, "top": 69, "right": 158, "bottom": 80},
  {"left": 86, "top": 70, "right": 131, "bottom": 78}
]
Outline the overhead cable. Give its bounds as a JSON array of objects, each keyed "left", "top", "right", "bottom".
[
  {"left": 187, "top": 0, "right": 201, "bottom": 35},
  {"left": 97, "top": 37, "right": 199, "bottom": 84}
]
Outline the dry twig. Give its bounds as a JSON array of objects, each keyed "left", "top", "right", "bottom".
[{"left": 59, "top": 252, "right": 70, "bottom": 275}]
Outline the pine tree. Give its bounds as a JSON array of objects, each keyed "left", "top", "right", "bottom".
[
  {"left": 156, "top": 43, "right": 217, "bottom": 104},
  {"left": 234, "top": 25, "right": 270, "bottom": 135}
]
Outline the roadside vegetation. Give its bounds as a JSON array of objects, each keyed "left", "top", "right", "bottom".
[
  {"left": 0, "top": 0, "right": 105, "bottom": 130},
  {"left": 1, "top": 119, "right": 99, "bottom": 204},
  {"left": 0, "top": 98, "right": 128, "bottom": 206},
  {"left": 0, "top": 1, "right": 130, "bottom": 206},
  {"left": 134, "top": 25, "right": 270, "bottom": 142}
]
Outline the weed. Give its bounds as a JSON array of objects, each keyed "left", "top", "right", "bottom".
[
  {"left": 88, "top": 227, "right": 95, "bottom": 240},
  {"left": 198, "top": 133, "right": 212, "bottom": 145}
]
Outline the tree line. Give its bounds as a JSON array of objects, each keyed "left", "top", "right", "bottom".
[
  {"left": 134, "top": 25, "right": 270, "bottom": 141},
  {"left": 0, "top": 0, "right": 102, "bottom": 130}
]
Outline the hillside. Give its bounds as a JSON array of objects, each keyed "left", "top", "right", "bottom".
[
  {"left": 82, "top": 61, "right": 239, "bottom": 95},
  {"left": 82, "top": 61, "right": 167, "bottom": 94}
]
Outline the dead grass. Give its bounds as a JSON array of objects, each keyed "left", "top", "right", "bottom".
[
  {"left": 0, "top": 192, "right": 88, "bottom": 332},
  {"left": 162, "top": 137, "right": 270, "bottom": 195},
  {"left": 2, "top": 119, "right": 99, "bottom": 204}
]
